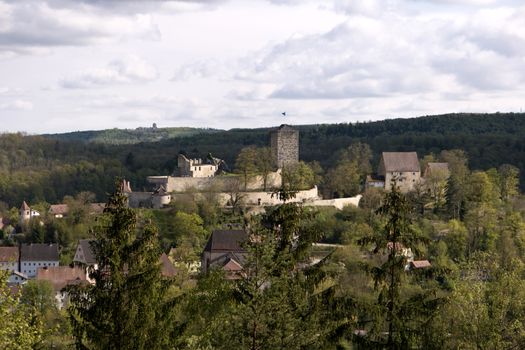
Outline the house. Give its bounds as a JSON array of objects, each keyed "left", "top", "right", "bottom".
[
  {"left": 73, "top": 239, "right": 97, "bottom": 268},
  {"left": 378, "top": 152, "right": 421, "bottom": 192},
  {"left": 0, "top": 246, "right": 27, "bottom": 284},
  {"left": 0, "top": 246, "right": 19, "bottom": 273},
  {"left": 49, "top": 204, "right": 69, "bottom": 218},
  {"left": 409, "top": 260, "right": 432, "bottom": 270},
  {"left": 201, "top": 229, "right": 248, "bottom": 278},
  {"left": 73, "top": 239, "right": 177, "bottom": 280},
  {"left": 177, "top": 154, "right": 218, "bottom": 178},
  {"left": 20, "top": 243, "right": 59, "bottom": 278},
  {"left": 36, "top": 266, "right": 89, "bottom": 309},
  {"left": 8, "top": 271, "right": 29, "bottom": 285},
  {"left": 48, "top": 203, "right": 106, "bottom": 219}
]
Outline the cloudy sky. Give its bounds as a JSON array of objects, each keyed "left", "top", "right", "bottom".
[{"left": 1, "top": 0, "right": 524, "bottom": 134}]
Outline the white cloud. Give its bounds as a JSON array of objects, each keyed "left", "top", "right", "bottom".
[
  {"left": 0, "top": 99, "right": 33, "bottom": 110},
  {"left": 0, "top": 1, "right": 160, "bottom": 55},
  {"left": 226, "top": 2, "right": 525, "bottom": 101},
  {"left": 60, "top": 56, "right": 158, "bottom": 88}
]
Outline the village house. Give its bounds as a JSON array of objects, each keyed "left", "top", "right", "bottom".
[
  {"left": 0, "top": 246, "right": 28, "bottom": 284},
  {"left": 378, "top": 152, "right": 421, "bottom": 193},
  {"left": 72, "top": 239, "right": 177, "bottom": 279},
  {"left": 48, "top": 203, "right": 105, "bottom": 219},
  {"left": 201, "top": 229, "right": 247, "bottom": 278},
  {"left": 36, "top": 266, "right": 88, "bottom": 309},
  {"left": 20, "top": 243, "right": 59, "bottom": 278}
]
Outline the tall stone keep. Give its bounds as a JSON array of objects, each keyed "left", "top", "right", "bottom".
[{"left": 270, "top": 124, "right": 299, "bottom": 169}]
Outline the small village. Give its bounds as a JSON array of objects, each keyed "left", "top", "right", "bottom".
[{"left": 0, "top": 125, "right": 449, "bottom": 311}]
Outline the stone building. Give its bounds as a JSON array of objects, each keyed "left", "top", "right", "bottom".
[
  {"left": 177, "top": 154, "right": 218, "bottom": 178},
  {"left": 378, "top": 152, "right": 421, "bottom": 193},
  {"left": 270, "top": 124, "right": 299, "bottom": 169}
]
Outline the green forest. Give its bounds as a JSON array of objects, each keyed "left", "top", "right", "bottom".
[{"left": 0, "top": 113, "right": 524, "bottom": 209}]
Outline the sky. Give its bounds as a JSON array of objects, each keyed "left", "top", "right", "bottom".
[{"left": 1, "top": 0, "right": 524, "bottom": 134}]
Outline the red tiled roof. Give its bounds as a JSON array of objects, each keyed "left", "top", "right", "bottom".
[
  {"left": 49, "top": 204, "right": 69, "bottom": 215},
  {"left": 36, "top": 266, "right": 88, "bottom": 291},
  {"left": 0, "top": 246, "right": 18, "bottom": 262},
  {"left": 21, "top": 201, "right": 30, "bottom": 210},
  {"left": 411, "top": 260, "right": 432, "bottom": 269}
]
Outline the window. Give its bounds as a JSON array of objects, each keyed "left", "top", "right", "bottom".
[{"left": 413, "top": 172, "right": 415, "bottom": 175}]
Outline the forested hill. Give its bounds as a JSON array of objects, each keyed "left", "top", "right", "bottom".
[
  {"left": 0, "top": 113, "right": 523, "bottom": 207},
  {"left": 44, "top": 126, "right": 220, "bottom": 145}
]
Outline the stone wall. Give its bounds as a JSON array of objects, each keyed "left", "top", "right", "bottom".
[
  {"left": 127, "top": 192, "right": 154, "bottom": 208},
  {"left": 171, "top": 186, "right": 319, "bottom": 207},
  {"left": 306, "top": 195, "right": 362, "bottom": 210},
  {"left": 147, "top": 171, "right": 282, "bottom": 193}
]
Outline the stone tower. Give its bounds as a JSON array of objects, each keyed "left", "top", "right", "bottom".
[
  {"left": 270, "top": 124, "right": 299, "bottom": 169},
  {"left": 19, "top": 201, "right": 31, "bottom": 225}
]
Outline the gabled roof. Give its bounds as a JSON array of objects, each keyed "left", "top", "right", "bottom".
[
  {"left": 203, "top": 230, "right": 247, "bottom": 253},
  {"left": 381, "top": 152, "right": 420, "bottom": 172},
  {"left": 11, "top": 271, "right": 28, "bottom": 280},
  {"left": 0, "top": 246, "right": 19, "bottom": 262},
  {"left": 153, "top": 185, "right": 168, "bottom": 196},
  {"left": 21, "top": 201, "right": 30, "bottom": 211},
  {"left": 36, "top": 266, "right": 88, "bottom": 291},
  {"left": 49, "top": 204, "right": 69, "bottom": 216},
  {"left": 222, "top": 257, "right": 243, "bottom": 272},
  {"left": 75, "top": 239, "right": 96, "bottom": 265},
  {"left": 21, "top": 243, "right": 59, "bottom": 262}
]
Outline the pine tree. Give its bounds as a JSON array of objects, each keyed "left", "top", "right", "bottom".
[
  {"left": 226, "top": 190, "right": 348, "bottom": 350},
  {"left": 68, "top": 180, "right": 177, "bottom": 350},
  {"left": 359, "top": 183, "right": 441, "bottom": 349}
]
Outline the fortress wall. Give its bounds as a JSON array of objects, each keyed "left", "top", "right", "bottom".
[
  {"left": 171, "top": 186, "right": 318, "bottom": 207},
  {"left": 306, "top": 195, "right": 362, "bottom": 210},
  {"left": 148, "top": 171, "right": 282, "bottom": 193}
]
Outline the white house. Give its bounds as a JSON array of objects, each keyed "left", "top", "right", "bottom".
[{"left": 20, "top": 243, "right": 59, "bottom": 278}]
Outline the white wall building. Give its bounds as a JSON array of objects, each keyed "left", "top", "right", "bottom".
[{"left": 20, "top": 243, "right": 59, "bottom": 278}]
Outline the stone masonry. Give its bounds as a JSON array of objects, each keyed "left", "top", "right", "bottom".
[{"left": 270, "top": 124, "right": 299, "bottom": 169}]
